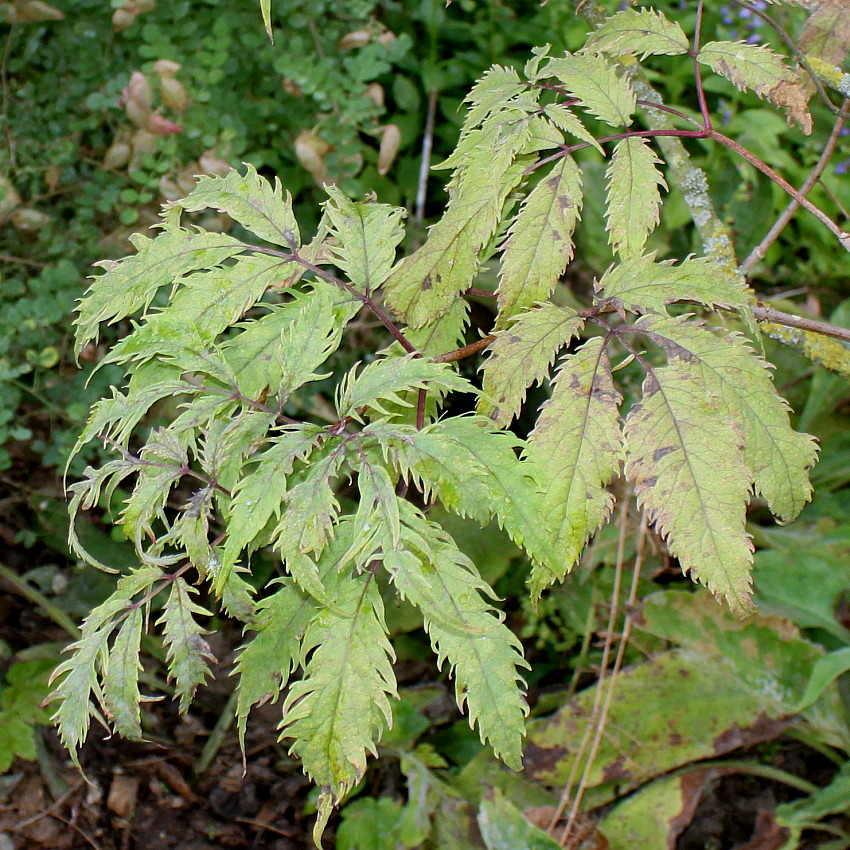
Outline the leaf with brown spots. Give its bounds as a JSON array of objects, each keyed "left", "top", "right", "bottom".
[
  {"left": 526, "top": 337, "right": 624, "bottom": 599},
  {"left": 496, "top": 154, "right": 584, "bottom": 323},
  {"left": 697, "top": 41, "right": 812, "bottom": 133},
  {"left": 624, "top": 355, "right": 754, "bottom": 612},
  {"left": 478, "top": 303, "right": 584, "bottom": 427}
]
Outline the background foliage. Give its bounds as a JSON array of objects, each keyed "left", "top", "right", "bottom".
[{"left": 2, "top": 0, "right": 850, "bottom": 848}]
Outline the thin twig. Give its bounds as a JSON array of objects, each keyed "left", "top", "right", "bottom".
[
  {"left": 247, "top": 240, "right": 418, "bottom": 354},
  {"left": 708, "top": 131, "right": 850, "bottom": 251},
  {"left": 753, "top": 304, "right": 850, "bottom": 346},
  {"left": 1, "top": 26, "right": 16, "bottom": 169},
  {"left": 741, "top": 103, "right": 848, "bottom": 275},
  {"left": 0, "top": 563, "right": 81, "bottom": 639},
  {"left": 13, "top": 780, "right": 84, "bottom": 830},
  {"left": 692, "top": 0, "right": 712, "bottom": 130},
  {"left": 561, "top": 511, "right": 646, "bottom": 846},
  {"left": 0, "top": 253, "right": 47, "bottom": 267},
  {"left": 432, "top": 335, "right": 495, "bottom": 364},
  {"left": 415, "top": 89, "right": 439, "bottom": 229},
  {"left": 558, "top": 498, "right": 629, "bottom": 846}
]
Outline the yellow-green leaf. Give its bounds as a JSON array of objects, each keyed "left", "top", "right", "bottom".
[
  {"left": 624, "top": 359, "right": 754, "bottom": 613},
  {"left": 596, "top": 253, "right": 751, "bottom": 315},
  {"left": 606, "top": 137, "right": 667, "bottom": 260},
  {"left": 526, "top": 337, "right": 624, "bottom": 598},
  {"left": 585, "top": 8, "right": 689, "bottom": 59},
  {"left": 542, "top": 52, "right": 636, "bottom": 128},
  {"left": 497, "top": 155, "right": 584, "bottom": 323},
  {"left": 176, "top": 163, "right": 299, "bottom": 247},
  {"left": 697, "top": 41, "right": 812, "bottom": 133},
  {"left": 479, "top": 303, "right": 584, "bottom": 427},
  {"left": 639, "top": 315, "right": 817, "bottom": 522}
]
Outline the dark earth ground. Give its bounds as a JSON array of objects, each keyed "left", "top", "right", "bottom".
[{"left": 0, "top": 526, "right": 846, "bottom": 849}]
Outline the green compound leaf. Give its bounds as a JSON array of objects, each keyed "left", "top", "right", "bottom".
[
  {"left": 542, "top": 52, "right": 636, "bottom": 127},
  {"left": 639, "top": 315, "right": 817, "bottom": 523},
  {"left": 323, "top": 185, "right": 405, "bottom": 294},
  {"left": 697, "top": 41, "right": 812, "bottom": 132},
  {"left": 271, "top": 444, "right": 347, "bottom": 600},
  {"left": 596, "top": 253, "right": 752, "bottom": 315},
  {"left": 48, "top": 567, "right": 163, "bottom": 764},
  {"left": 585, "top": 7, "right": 689, "bottom": 59},
  {"left": 384, "top": 503, "right": 529, "bottom": 770},
  {"left": 158, "top": 578, "right": 216, "bottom": 713},
  {"left": 278, "top": 283, "right": 349, "bottom": 400},
  {"left": 120, "top": 427, "right": 187, "bottom": 556},
  {"left": 542, "top": 103, "right": 604, "bottom": 154},
  {"left": 478, "top": 303, "right": 584, "bottom": 427},
  {"left": 606, "top": 137, "right": 667, "bottom": 260},
  {"left": 233, "top": 579, "right": 316, "bottom": 749},
  {"left": 365, "top": 417, "right": 559, "bottom": 578},
  {"left": 461, "top": 66, "right": 529, "bottom": 135},
  {"left": 280, "top": 566, "right": 396, "bottom": 812},
  {"left": 220, "top": 425, "right": 324, "bottom": 589},
  {"left": 497, "top": 154, "right": 584, "bottom": 323},
  {"left": 526, "top": 337, "right": 625, "bottom": 599},
  {"left": 338, "top": 355, "right": 473, "bottom": 422},
  {"left": 624, "top": 355, "right": 754, "bottom": 613},
  {"left": 76, "top": 223, "right": 246, "bottom": 354},
  {"left": 102, "top": 607, "right": 144, "bottom": 740},
  {"left": 385, "top": 131, "right": 530, "bottom": 328},
  {"left": 152, "top": 253, "right": 294, "bottom": 343},
  {"left": 176, "top": 163, "right": 300, "bottom": 247}
]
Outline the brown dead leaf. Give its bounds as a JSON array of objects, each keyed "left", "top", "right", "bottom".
[
  {"left": 768, "top": 79, "right": 813, "bottom": 135},
  {"left": 107, "top": 772, "right": 139, "bottom": 820}
]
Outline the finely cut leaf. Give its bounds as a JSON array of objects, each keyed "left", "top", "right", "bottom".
[
  {"left": 404, "top": 298, "right": 470, "bottom": 359},
  {"left": 176, "top": 163, "right": 299, "bottom": 247},
  {"left": 220, "top": 425, "right": 324, "bottom": 588},
  {"left": 585, "top": 8, "right": 689, "bottom": 59},
  {"left": 102, "top": 607, "right": 144, "bottom": 740},
  {"left": 280, "top": 567, "right": 396, "bottom": 807},
  {"left": 349, "top": 448, "right": 401, "bottom": 552},
  {"left": 155, "top": 253, "right": 293, "bottom": 342},
  {"left": 698, "top": 41, "right": 812, "bottom": 133},
  {"left": 49, "top": 567, "right": 162, "bottom": 762},
  {"left": 233, "top": 580, "right": 315, "bottom": 749},
  {"left": 158, "top": 578, "right": 216, "bottom": 712},
  {"left": 272, "top": 445, "right": 347, "bottom": 599},
  {"left": 606, "top": 137, "right": 667, "bottom": 260},
  {"left": 120, "top": 428, "right": 187, "bottom": 557},
  {"left": 596, "top": 253, "right": 751, "bottom": 315},
  {"left": 543, "top": 52, "right": 636, "bottom": 127},
  {"left": 385, "top": 142, "right": 529, "bottom": 327},
  {"left": 624, "top": 361, "right": 754, "bottom": 612},
  {"left": 497, "top": 155, "right": 584, "bottom": 322},
  {"left": 323, "top": 185, "right": 405, "bottom": 294},
  {"left": 478, "top": 303, "right": 584, "bottom": 427},
  {"left": 365, "top": 417, "right": 559, "bottom": 577},
  {"left": 462, "top": 66, "right": 529, "bottom": 134},
  {"left": 639, "top": 315, "right": 817, "bottom": 521},
  {"left": 383, "top": 504, "right": 529, "bottom": 769},
  {"left": 338, "top": 355, "right": 473, "bottom": 422},
  {"left": 526, "top": 337, "right": 624, "bottom": 598},
  {"left": 278, "top": 284, "right": 347, "bottom": 399},
  {"left": 75, "top": 225, "right": 246, "bottom": 353},
  {"left": 542, "top": 104, "right": 604, "bottom": 154}
]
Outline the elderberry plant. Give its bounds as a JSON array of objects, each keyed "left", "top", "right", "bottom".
[{"left": 51, "top": 4, "right": 841, "bottom": 840}]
